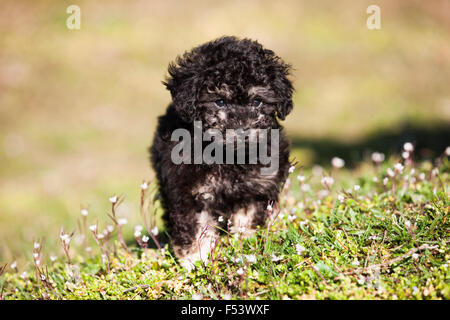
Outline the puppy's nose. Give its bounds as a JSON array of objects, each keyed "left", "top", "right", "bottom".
[{"left": 205, "top": 115, "right": 218, "bottom": 126}]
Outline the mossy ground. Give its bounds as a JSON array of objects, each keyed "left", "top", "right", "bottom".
[{"left": 1, "top": 156, "right": 449, "bottom": 300}]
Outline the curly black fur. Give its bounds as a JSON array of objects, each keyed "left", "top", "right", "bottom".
[{"left": 149, "top": 36, "right": 294, "bottom": 267}]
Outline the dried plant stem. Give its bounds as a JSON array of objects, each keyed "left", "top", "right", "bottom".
[
  {"left": 264, "top": 201, "right": 280, "bottom": 253},
  {"left": 139, "top": 184, "right": 162, "bottom": 251},
  {"left": 343, "top": 243, "right": 442, "bottom": 275},
  {"left": 0, "top": 264, "right": 7, "bottom": 300},
  {"left": 108, "top": 199, "right": 131, "bottom": 253},
  {"left": 90, "top": 229, "right": 111, "bottom": 272},
  {"left": 123, "top": 284, "right": 150, "bottom": 293}
]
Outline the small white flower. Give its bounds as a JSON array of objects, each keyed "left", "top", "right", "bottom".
[
  {"left": 354, "top": 185, "right": 361, "bottom": 191},
  {"left": 60, "top": 233, "right": 69, "bottom": 241},
  {"left": 288, "top": 165, "right": 295, "bottom": 173},
  {"left": 267, "top": 204, "right": 273, "bottom": 212},
  {"left": 412, "top": 286, "right": 418, "bottom": 294},
  {"left": 117, "top": 218, "right": 128, "bottom": 226},
  {"left": 109, "top": 195, "right": 118, "bottom": 204},
  {"left": 301, "top": 183, "right": 311, "bottom": 192},
  {"left": 383, "top": 177, "right": 389, "bottom": 185},
  {"left": 97, "top": 233, "right": 104, "bottom": 240},
  {"left": 371, "top": 152, "right": 385, "bottom": 163},
  {"left": 141, "top": 182, "right": 149, "bottom": 190},
  {"left": 288, "top": 215, "right": 296, "bottom": 222},
  {"left": 89, "top": 224, "right": 97, "bottom": 232},
  {"left": 33, "top": 242, "right": 40, "bottom": 249},
  {"left": 192, "top": 293, "right": 203, "bottom": 300},
  {"left": 352, "top": 258, "right": 360, "bottom": 266},
  {"left": 81, "top": 209, "right": 88, "bottom": 216},
  {"left": 403, "top": 142, "right": 414, "bottom": 152},
  {"left": 10, "top": 261, "right": 17, "bottom": 269},
  {"left": 21, "top": 272, "right": 28, "bottom": 280},
  {"left": 236, "top": 268, "right": 245, "bottom": 276},
  {"left": 40, "top": 274, "right": 46, "bottom": 281},
  {"left": 134, "top": 230, "right": 142, "bottom": 238},
  {"left": 387, "top": 168, "right": 395, "bottom": 177},
  {"left": 222, "top": 293, "right": 232, "bottom": 300},
  {"left": 295, "top": 244, "right": 306, "bottom": 255},
  {"left": 337, "top": 194, "right": 345, "bottom": 202},
  {"left": 218, "top": 216, "right": 224, "bottom": 223},
  {"left": 134, "top": 225, "right": 143, "bottom": 232},
  {"left": 50, "top": 255, "right": 57, "bottom": 262},
  {"left": 418, "top": 172, "right": 426, "bottom": 180},
  {"left": 431, "top": 167, "right": 439, "bottom": 177},
  {"left": 445, "top": 146, "right": 450, "bottom": 156},
  {"left": 244, "top": 254, "right": 257, "bottom": 263},
  {"left": 106, "top": 225, "right": 114, "bottom": 233},
  {"left": 402, "top": 151, "right": 410, "bottom": 160},
  {"left": 297, "top": 175, "right": 305, "bottom": 182},
  {"left": 412, "top": 253, "right": 419, "bottom": 260},
  {"left": 300, "top": 220, "right": 308, "bottom": 227},
  {"left": 232, "top": 257, "right": 242, "bottom": 263},
  {"left": 238, "top": 226, "right": 247, "bottom": 234},
  {"left": 142, "top": 235, "right": 149, "bottom": 242},
  {"left": 33, "top": 253, "right": 39, "bottom": 259},
  {"left": 394, "top": 163, "right": 404, "bottom": 173},
  {"left": 331, "top": 157, "right": 345, "bottom": 169},
  {"left": 410, "top": 169, "right": 415, "bottom": 176},
  {"left": 101, "top": 254, "right": 107, "bottom": 262},
  {"left": 372, "top": 176, "right": 379, "bottom": 182},
  {"left": 271, "top": 254, "right": 282, "bottom": 262},
  {"left": 321, "top": 176, "right": 334, "bottom": 189},
  {"left": 404, "top": 220, "right": 411, "bottom": 229},
  {"left": 151, "top": 226, "right": 159, "bottom": 236},
  {"left": 85, "top": 246, "right": 92, "bottom": 253},
  {"left": 357, "top": 276, "right": 365, "bottom": 285},
  {"left": 35, "top": 259, "right": 40, "bottom": 266}
]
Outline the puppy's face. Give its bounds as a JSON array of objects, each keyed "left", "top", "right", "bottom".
[
  {"left": 164, "top": 36, "right": 294, "bottom": 128},
  {"left": 196, "top": 85, "right": 279, "bottom": 131}
]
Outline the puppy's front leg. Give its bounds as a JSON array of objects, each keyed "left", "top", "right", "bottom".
[
  {"left": 173, "top": 210, "right": 219, "bottom": 271},
  {"left": 229, "top": 204, "right": 263, "bottom": 238}
]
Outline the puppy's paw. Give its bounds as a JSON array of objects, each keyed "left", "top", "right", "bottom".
[
  {"left": 178, "top": 251, "right": 205, "bottom": 272},
  {"left": 179, "top": 258, "right": 196, "bottom": 272}
]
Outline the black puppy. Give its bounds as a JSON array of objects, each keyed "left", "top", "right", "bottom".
[{"left": 150, "top": 36, "right": 294, "bottom": 269}]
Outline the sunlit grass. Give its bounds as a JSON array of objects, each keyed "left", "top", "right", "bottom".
[
  {"left": 0, "top": 149, "right": 448, "bottom": 299},
  {"left": 0, "top": 0, "right": 449, "bottom": 267}
]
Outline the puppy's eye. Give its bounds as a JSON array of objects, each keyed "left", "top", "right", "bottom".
[
  {"left": 215, "top": 99, "right": 226, "bottom": 108},
  {"left": 251, "top": 98, "right": 262, "bottom": 107}
]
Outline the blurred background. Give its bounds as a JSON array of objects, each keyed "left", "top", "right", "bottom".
[{"left": 0, "top": 0, "right": 449, "bottom": 261}]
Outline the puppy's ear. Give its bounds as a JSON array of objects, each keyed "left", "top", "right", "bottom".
[
  {"left": 273, "top": 75, "right": 294, "bottom": 121},
  {"left": 168, "top": 77, "right": 200, "bottom": 123},
  {"left": 164, "top": 60, "right": 201, "bottom": 123}
]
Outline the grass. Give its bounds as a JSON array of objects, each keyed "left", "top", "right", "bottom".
[
  {"left": 1, "top": 150, "right": 448, "bottom": 300},
  {"left": 1, "top": 0, "right": 450, "bottom": 260}
]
